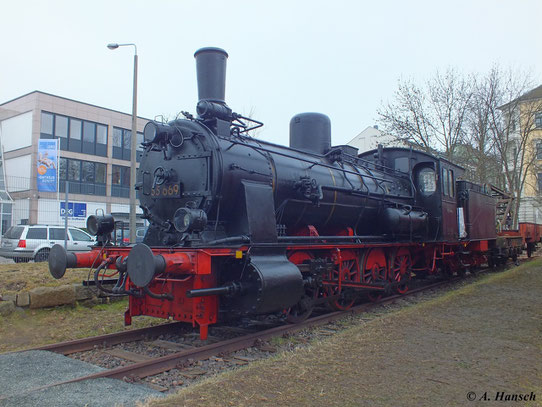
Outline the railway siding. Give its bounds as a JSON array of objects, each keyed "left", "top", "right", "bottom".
[{"left": 148, "top": 260, "right": 542, "bottom": 407}]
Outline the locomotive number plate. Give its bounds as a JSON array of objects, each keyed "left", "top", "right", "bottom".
[{"left": 151, "top": 183, "right": 182, "bottom": 198}]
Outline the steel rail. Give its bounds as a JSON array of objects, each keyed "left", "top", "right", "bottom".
[{"left": 34, "top": 322, "right": 185, "bottom": 355}]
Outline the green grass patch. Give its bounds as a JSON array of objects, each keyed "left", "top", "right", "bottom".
[
  {"left": 0, "top": 262, "right": 91, "bottom": 295},
  {"left": 0, "top": 298, "right": 162, "bottom": 353}
]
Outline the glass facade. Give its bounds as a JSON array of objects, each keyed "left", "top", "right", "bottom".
[
  {"left": 0, "top": 99, "right": 147, "bottom": 232},
  {"left": 38, "top": 109, "right": 143, "bottom": 200},
  {"left": 30, "top": 108, "right": 144, "bottom": 227},
  {"left": 41, "top": 112, "right": 143, "bottom": 162}
]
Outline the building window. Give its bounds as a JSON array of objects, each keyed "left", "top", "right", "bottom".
[
  {"left": 113, "top": 128, "right": 123, "bottom": 148},
  {"left": 59, "top": 158, "right": 106, "bottom": 196},
  {"left": 83, "top": 121, "right": 95, "bottom": 142},
  {"left": 536, "top": 141, "right": 542, "bottom": 160},
  {"left": 539, "top": 173, "right": 542, "bottom": 194},
  {"left": 40, "top": 112, "right": 53, "bottom": 136},
  {"left": 81, "top": 161, "right": 95, "bottom": 183},
  {"left": 112, "top": 127, "right": 143, "bottom": 161},
  {"left": 136, "top": 132, "right": 144, "bottom": 163},
  {"left": 59, "top": 157, "right": 67, "bottom": 181},
  {"left": 113, "top": 127, "right": 131, "bottom": 160},
  {"left": 55, "top": 115, "right": 68, "bottom": 139},
  {"left": 68, "top": 160, "right": 81, "bottom": 181},
  {"left": 40, "top": 111, "right": 107, "bottom": 157},
  {"left": 123, "top": 130, "right": 132, "bottom": 150},
  {"left": 96, "top": 124, "right": 108, "bottom": 156},
  {"left": 69, "top": 119, "right": 82, "bottom": 140},
  {"left": 536, "top": 113, "right": 542, "bottom": 129},
  {"left": 96, "top": 163, "right": 106, "bottom": 184},
  {"left": 111, "top": 165, "right": 130, "bottom": 198}
]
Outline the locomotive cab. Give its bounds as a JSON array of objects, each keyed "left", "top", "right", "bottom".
[{"left": 358, "top": 147, "right": 465, "bottom": 242}]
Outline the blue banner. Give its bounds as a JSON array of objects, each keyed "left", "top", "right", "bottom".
[
  {"left": 60, "top": 202, "right": 87, "bottom": 219},
  {"left": 37, "top": 139, "right": 58, "bottom": 192}
]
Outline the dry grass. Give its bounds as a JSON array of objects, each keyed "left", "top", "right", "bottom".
[
  {"left": 0, "top": 261, "right": 165, "bottom": 353},
  {"left": 0, "top": 298, "right": 163, "bottom": 353},
  {"left": 0, "top": 262, "right": 90, "bottom": 295},
  {"left": 148, "top": 261, "right": 542, "bottom": 407}
]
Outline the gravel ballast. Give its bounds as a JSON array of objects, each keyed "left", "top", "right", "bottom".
[{"left": 0, "top": 350, "right": 162, "bottom": 406}]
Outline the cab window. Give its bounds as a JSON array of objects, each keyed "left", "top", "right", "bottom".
[
  {"left": 418, "top": 167, "right": 437, "bottom": 197},
  {"left": 442, "top": 168, "right": 449, "bottom": 196}
]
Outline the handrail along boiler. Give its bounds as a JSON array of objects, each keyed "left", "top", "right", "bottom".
[{"left": 48, "top": 48, "right": 525, "bottom": 339}]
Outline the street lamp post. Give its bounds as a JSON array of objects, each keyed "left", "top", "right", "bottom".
[{"left": 107, "top": 43, "right": 138, "bottom": 244}]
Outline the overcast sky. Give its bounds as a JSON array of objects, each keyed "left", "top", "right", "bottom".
[{"left": 2, "top": 0, "right": 541, "bottom": 146}]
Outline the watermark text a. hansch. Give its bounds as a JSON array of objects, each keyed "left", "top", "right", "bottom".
[{"left": 467, "top": 391, "right": 537, "bottom": 402}]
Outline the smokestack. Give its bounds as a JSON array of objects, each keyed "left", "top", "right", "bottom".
[{"left": 194, "top": 47, "right": 228, "bottom": 103}]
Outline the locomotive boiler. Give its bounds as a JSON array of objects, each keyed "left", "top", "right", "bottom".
[
  {"left": 49, "top": 47, "right": 520, "bottom": 339},
  {"left": 139, "top": 47, "right": 426, "bottom": 248}
]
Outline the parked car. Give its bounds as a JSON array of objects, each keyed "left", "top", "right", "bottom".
[
  {"left": 114, "top": 227, "right": 147, "bottom": 246},
  {"left": 0, "top": 225, "right": 95, "bottom": 263}
]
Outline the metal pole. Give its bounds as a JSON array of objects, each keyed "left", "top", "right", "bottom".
[
  {"left": 64, "top": 180, "right": 69, "bottom": 249},
  {"left": 129, "top": 52, "right": 138, "bottom": 244},
  {"left": 107, "top": 42, "right": 138, "bottom": 244}
]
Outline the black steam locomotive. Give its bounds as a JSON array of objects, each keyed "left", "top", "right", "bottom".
[{"left": 49, "top": 48, "right": 520, "bottom": 339}]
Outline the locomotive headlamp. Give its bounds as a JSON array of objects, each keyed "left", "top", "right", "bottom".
[
  {"left": 87, "top": 214, "right": 115, "bottom": 237},
  {"left": 174, "top": 207, "right": 207, "bottom": 233},
  {"left": 144, "top": 121, "right": 184, "bottom": 148},
  {"left": 144, "top": 121, "right": 174, "bottom": 143},
  {"left": 143, "top": 121, "right": 157, "bottom": 142}
]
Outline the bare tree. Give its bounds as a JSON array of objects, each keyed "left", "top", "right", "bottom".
[
  {"left": 377, "top": 69, "right": 473, "bottom": 160},
  {"left": 483, "top": 68, "right": 542, "bottom": 228},
  {"left": 377, "top": 66, "right": 542, "bottom": 227},
  {"left": 461, "top": 69, "right": 504, "bottom": 187}
]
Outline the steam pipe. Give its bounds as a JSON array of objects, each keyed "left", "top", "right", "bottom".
[{"left": 186, "top": 282, "right": 244, "bottom": 298}]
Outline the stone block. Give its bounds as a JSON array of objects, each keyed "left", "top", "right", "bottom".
[
  {"left": 16, "top": 292, "right": 30, "bottom": 307},
  {"left": 29, "top": 285, "right": 75, "bottom": 309},
  {"left": 0, "top": 301, "right": 15, "bottom": 316},
  {"left": 1, "top": 293, "right": 16, "bottom": 303},
  {"left": 74, "top": 284, "right": 95, "bottom": 301}
]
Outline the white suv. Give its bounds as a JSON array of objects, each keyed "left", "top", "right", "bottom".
[{"left": 0, "top": 225, "right": 95, "bottom": 263}]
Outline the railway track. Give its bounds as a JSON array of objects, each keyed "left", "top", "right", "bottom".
[
  {"left": 23, "top": 276, "right": 463, "bottom": 393},
  {"left": 19, "top": 257, "right": 534, "bottom": 394},
  {"left": 35, "top": 322, "right": 188, "bottom": 355}
]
